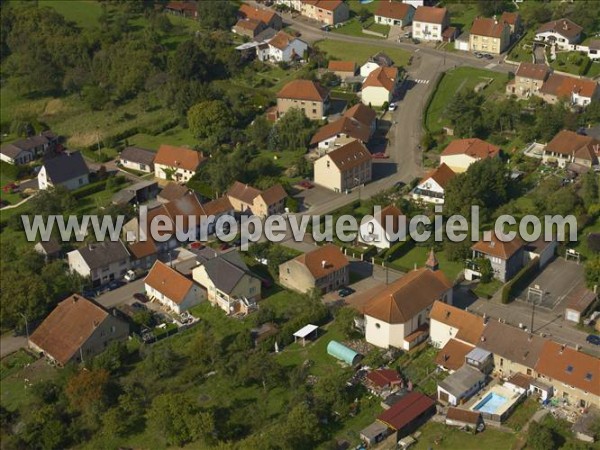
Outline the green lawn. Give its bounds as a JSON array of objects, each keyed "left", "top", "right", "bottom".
[
  {"left": 413, "top": 422, "right": 517, "bottom": 450},
  {"left": 389, "top": 246, "right": 464, "bottom": 282},
  {"left": 126, "top": 126, "right": 195, "bottom": 151},
  {"left": 472, "top": 280, "right": 503, "bottom": 299},
  {"left": 446, "top": 2, "right": 478, "bottom": 29},
  {"left": 1, "top": 356, "right": 58, "bottom": 412},
  {"left": 504, "top": 398, "right": 540, "bottom": 432},
  {"left": 573, "top": 216, "right": 600, "bottom": 260},
  {"left": 507, "top": 29, "right": 536, "bottom": 64},
  {"left": 275, "top": 320, "right": 347, "bottom": 377},
  {"left": 424, "top": 67, "right": 509, "bottom": 134},
  {"left": 315, "top": 39, "right": 411, "bottom": 67},
  {"left": 550, "top": 51, "right": 600, "bottom": 78},
  {"left": 44, "top": 0, "right": 103, "bottom": 28},
  {"left": 332, "top": 19, "right": 387, "bottom": 39}
]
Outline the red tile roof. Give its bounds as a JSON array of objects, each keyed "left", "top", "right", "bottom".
[
  {"left": 239, "top": 4, "right": 277, "bottom": 25},
  {"left": 535, "top": 341, "right": 600, "bottom": 397},
  {"left": 29, "top": 295, "right": 111, "bottom": 365},
  {"left": 446, "top": 407, "right": 481, "bottom": 425},
  {"left": 310, "top": 116, "right": 371, "bottom": 145},
  {"left": 470, "top": 17, "right": 509, "bottom": 39},
  {"left": 435, "top": 338, "right": 474, "bottom": 371},
  {"left": 128, "top": 239, "right": 158, "bottom": 259},
  {"left": 414, "top": 6, "right": 448, "bottom": 24},
  {"left": 363, "top": 269, "right": 452, "bottom": 324},
  {"left": 202, "top": 196, "right": 233, "bottom": 216},
  {"left": 343, "top": 103, "right": 376, "bottom": 127},
  {"left": 421, "top": 163, "right": 455, "bottom": 189},
  {"left": 277, "top": 79, "right": 329, "bottom": 102},
  {"left": 295, "top": 243, "right": 349, "bottom": 279},
  {"left": 145, "top": 261, "right": 195, "bottom": 304},
  {"left": 515, "top": 62, "right": 550, "bottom": 81},
  {"left": 377, "top": 391, "right": 435, "bottom": 430},
  {"left": 268, "top": 31, "right": 297, "bottom": 50},
  {"left": 540, "top": 73, "right": 598, "bottom": 99},
  {"left": 155, "top": 145, "right": 205, "bottom": 172},
  {"left": 472, "top": 231, "right": 523, "bottom": 260},
  {"left": 441, "top": 138, "right": 500, "bottom": 159},
  {"left": 362, "top": 66, "right": 398, "bottom": 92},
  {"left": 325, "top": 140, "right": 372, "bottom": 171},
  {"left": 429, "top": 301, "right": 485, "bottom": 345},
  {"left": 545, "top": 130, "right": 600, "bottom": 164},
  {"left": 258, "top": 183, "right": 287, "bottom": 205},
  {"left": 501, "top": 12, "right": 520, "bottom": 26},
  {"left": 375, "top": 1, "right": 413, "bottom": 21},
  {"left": 367, "top": 368, "right": 401, "bottom": 388},
  {"left": 328, "top": 60, "right": 356, "bottom": 73},
  {"left": 309, "top": 0, "right": 345, "bottom": 12}
]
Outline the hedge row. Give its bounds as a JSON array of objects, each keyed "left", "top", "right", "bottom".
[
  {"left": 501, "top": 256, "right": 540, "bottom": 304},
  {"left": 380, "top": 238, "right": 414, "bottom": 261}
]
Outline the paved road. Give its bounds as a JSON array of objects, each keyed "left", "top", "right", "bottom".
[{"left": 0, "top": 334, "right": 27, "bottom": 358}]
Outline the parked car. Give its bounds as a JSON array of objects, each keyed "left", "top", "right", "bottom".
[
  {"left": 483, "top": 53, "right": 494, "bottom": 60},
  {"left": 133, "top": 293, "right": 148, "bottom": 303},
  {"left": 82, "top": 289, "right": 97, "bottom": 299},
  {"left": 474, "top": 51, "right": 483, "bottom": 59},
  {"left": 338, "top": 287, "right": 355, "bottom": 298},
  {"left": 371, "top": 152, "right": 389, "bottom": 159},
  {"left": 298, "top": 180, "right": 314, "bottom": 189},
  {"left": 586, "top": 334, "right": 600, "bottom": 346},
  {"left": 388, "top": 102, "right": 397, "bottom": 111},
  {"left": 107, "top": 280, "right": 124, "bottom": 291},
  {"left": 124, "top": 270, "right": 137, "bottom": 282},
  {"left": 394, "top": 181, "right": 406, "bottom": 190}
]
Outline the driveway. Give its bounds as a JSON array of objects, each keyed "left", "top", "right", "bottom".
[
  {"left": 0, "top": 334, "right": 27, "bottom": 358},
  {"left": 95, "top": 279, "right": 145, "bottom": 309}
]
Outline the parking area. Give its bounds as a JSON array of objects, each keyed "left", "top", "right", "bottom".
[{"left": 514, "top": 258, "right": 586, "bottom": 311}]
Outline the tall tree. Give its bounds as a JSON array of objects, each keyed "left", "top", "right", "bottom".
[{"left": 187, "top": 99, "right": 236, "bottom": 144}]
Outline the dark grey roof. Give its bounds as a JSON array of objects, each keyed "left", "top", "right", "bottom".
[
  {"left": 255, "top": 27, "right": 277, "bottom": 42},
  {"left": 43, "top": 151, "right": 89, "bottom": 184},
  {"left": 120, "top": 146, "right": 156, "bottom": 166},
  {"left": 10, "top": 135, "right": 49, "bottom": 151},
  {"left": 0, "top": 144, "right": 30, "bottom": 159},
  {"left": 201, "top": 250, "right": 256, "bottom": 294},
  {"left": 438, "top": 365, "right": 486, "bottom": 397},
  {"left": 371, "top": 52, "right": 393, "bottom": 67},
  {"left": 35, "top": 238, "right": 62, "bottom": 255},
  {"left": 75, "top": 240, "right": 130, "bottom": 270}
]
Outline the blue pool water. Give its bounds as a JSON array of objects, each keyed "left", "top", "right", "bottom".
[
  {"left": 473, "top": 392, "right": 508, "bottom": 414},
  {"left": 359, "top": 0, "right": 374, "bottom": 3}
]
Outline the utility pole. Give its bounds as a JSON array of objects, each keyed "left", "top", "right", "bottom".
[{"left": 19, "top": 313, "right": 29, "bottom": 343}]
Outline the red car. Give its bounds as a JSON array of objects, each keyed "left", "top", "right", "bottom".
[
  {"left": 298, "top": 180, "right": 314, "bottom": 189},
  {"left": 190, "top": 242, "right": 204, "bottom": 250},
  {"left": 371, "top": 152, "right": 389, "bottom": 159}
]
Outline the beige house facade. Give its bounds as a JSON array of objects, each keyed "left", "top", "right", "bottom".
[{"left": 313, "top": 140, "right": 372, "bottom": 192}]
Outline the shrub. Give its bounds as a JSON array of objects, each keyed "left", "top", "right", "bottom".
[{"left": 501, "top": 257, "right": 540, "bottom": 304}]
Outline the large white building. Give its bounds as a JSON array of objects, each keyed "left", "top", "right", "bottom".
[
  {"left": 361, "top": 66, "right": 398, "bottom": 107},
  {"left": 412, "top": 6, "right": 449, "bottom": 42},
  {"left": 257, "top": 31, "right": 308, "bottom": 63},
  {"left": 412, "top": 163, "right": 455, "bottom": 204},
  {"left": 154, "top": 144, "right": 204, "bottom": 183},
  {"left": 313, "top": 140, "right": 372, "bottom": 192},
  {"left": 145, "top": 261, "right": 205, "bottom": 314},
  {"left": 67, "top": 241, "right": 131, "bottom": 288},
  {"left": 363, "top": 258, "right": 453, "bottom": 350}
]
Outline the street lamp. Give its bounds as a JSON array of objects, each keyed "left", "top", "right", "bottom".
[{"left": 18, "top": 313, "right": 29, "bottom": 343}]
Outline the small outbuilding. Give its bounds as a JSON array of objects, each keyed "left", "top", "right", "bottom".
[
  {"left": 359, "top": 421, "right": 388, "bottom": 446},
  {"left": 445, "top": 407, "right": 484, "bottom": 432},
  {"left": 327, "top": 340, "right": 362, "bottom": 366},
  {"left": 293, "top": 324, "right": 319, "bottom": 347}
]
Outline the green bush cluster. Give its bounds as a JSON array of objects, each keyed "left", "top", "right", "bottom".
[{"left": 501, "top": 257, "right": 540, "bottom": 304}]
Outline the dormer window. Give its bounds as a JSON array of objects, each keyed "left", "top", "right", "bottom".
[{"left": 566, "top": 365, "right": 573, "bottom": 373}]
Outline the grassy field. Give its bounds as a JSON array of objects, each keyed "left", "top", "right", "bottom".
[
  {"left": 126, "top": 127, "right": 195, "bottom": 151},
  {"left": 446, "top": 2, "right": 478, "bottom": 29},
  {"left": 332, "top": 19, "right": 388, "bottom": 39},
  {"left": 413, "top": 422, "right": 517, "bottom": 449},
  {"left": 507, "top": 30, "right": 536, "bottom": 64},
  {"left": 389, "top": 246, "right": 465, "bottom": 282},
  {"left": 472, "top": 279, "right": 503, "bottom": 299},
  {"left": 43, "top": 0, "right": 103, "bottom": 28},
  {"left": 424, "top": 67, "right": 509, "bottom": 134},
  {"left": 551, "top": 52, "right": 600, "bottom": 78},
  {"left": 315, "top": 39, "right": 411, "bottom": 67}
]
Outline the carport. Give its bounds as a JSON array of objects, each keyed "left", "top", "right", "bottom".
[{"left": 293, "top": 324, "right": 319, "bottom": 347}]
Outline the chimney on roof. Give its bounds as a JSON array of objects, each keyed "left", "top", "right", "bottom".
[
  {"left": 560, "top": 344, "right": 566, "bottom": 354},
  {"left": 493, "top": 15, "right": 498, "bottom": 25},
  {"left": 321, "top": 260, "right": 327, "bottom": 268},
  {"left": 480, "top": 336, "right": 486, "bottom": 342}
]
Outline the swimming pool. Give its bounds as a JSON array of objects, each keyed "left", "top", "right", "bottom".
[{"left": 473, "top": 392, "right": 508, "bottom": 414}]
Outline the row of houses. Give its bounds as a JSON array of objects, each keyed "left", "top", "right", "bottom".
[
  {"left": 507, "top": 62, "right": 599, "bottom": 107},
  {"left": 274, "top": 0, "right": 349, "bottom": 26},
  {"left": 0, "top": 130, "right": 59, "bottom": 165},
  {"left": 430, "top": 301, "right": 600, "bottom": 410}
]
